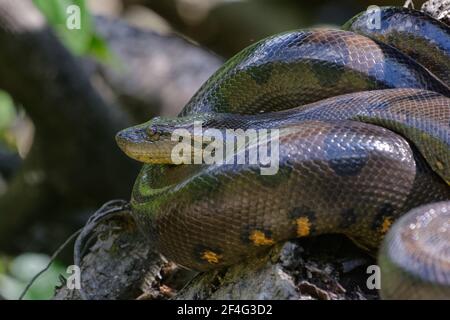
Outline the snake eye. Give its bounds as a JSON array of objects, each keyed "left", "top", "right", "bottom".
[{"left": 147, "top": 127, "right": 160, "bottom": 141}]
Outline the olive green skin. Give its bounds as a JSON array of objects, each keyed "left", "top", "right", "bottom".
[{"left": 119, "top": 7, "right": 450, "bottom": 299}]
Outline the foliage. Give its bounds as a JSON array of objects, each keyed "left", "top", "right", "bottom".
[
  {"left": 0, "top": 91, "right": 17, "bottom": 149},
  {"left": 0, "top": 253, "right": 65, "bottom": 300},
  {"left": 32, "top": 0, "right": 111, "bottom": 60}
]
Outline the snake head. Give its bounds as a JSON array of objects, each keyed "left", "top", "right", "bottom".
[
  {"left": 116, "top": 121, "right": 166, "bottom": 163},
  {"left": 115, "top": 114, "right": 220, "bottom": 164}
]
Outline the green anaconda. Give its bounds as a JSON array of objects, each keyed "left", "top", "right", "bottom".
[{"left": 116, "top": 7, "right": 450, "bottom": 299}]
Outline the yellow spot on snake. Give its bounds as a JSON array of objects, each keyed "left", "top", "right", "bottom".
[
  {"left": 296, "top": 217, "right": 311, "bottom": 237},
  {"left": 201, "top": 250, "right": 222, "bottom": 264},
  {"left": 249, "top": 230, "right": 275, "bottom": 246},
  {"left": 435, "top": 160, "right": 444, "bottom": 171},
  {"left": 380, "top": 217, "right": 393, "bottom": 234},
  {"left": 420, "top": 133, "right": 428, "bottom": 139}
]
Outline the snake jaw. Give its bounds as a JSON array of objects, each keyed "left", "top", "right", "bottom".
[
  {"left": 116, "top": 118, "right": 209, "bottom": 164},
  {"left": 115, "top": 124, "right": 175, "bottom": 164}
]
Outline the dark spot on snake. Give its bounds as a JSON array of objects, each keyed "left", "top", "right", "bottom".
[
  {"left": 252, "top": 158, "right": 293, "bottom": 188},
  {"left": 289, "top": 205, "right": 316, "bottom": 221},
  {"left": 371, "top": 202, "right": 395, "bottom": 231},
  {"left": 339, "top": 208, "right": 358, "bottom": 230},
  {"left": 324, "top": 131, "right": 369, "bottom": 177},
  {"left": 312, "top": 63, "right": 347, "bottom": 88},
  {"left": 247, "top": 64, "right": 273, "bottom": 85}
]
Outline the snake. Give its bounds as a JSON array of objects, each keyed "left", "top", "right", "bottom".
[{"left": 116, "top": 7, "right": 450, "bottom": 299}]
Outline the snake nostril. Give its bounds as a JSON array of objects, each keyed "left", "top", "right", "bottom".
[
  {"left": 146, "top": 126, "right": 161, "bottom": 141},
  {"left": 115, "top": 131, "right": 128, "bottom": 145},
  {"left": 151, "top": 132, "right": 160, "bottom": 141},
  {"left": 115, "top": 130, "right": 124, "bottom": 142}
]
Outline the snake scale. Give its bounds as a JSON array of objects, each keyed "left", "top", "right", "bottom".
[{"left": 116, "top": 7, "right": 450, "bottom": 299}]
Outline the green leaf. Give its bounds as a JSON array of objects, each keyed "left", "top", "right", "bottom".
[
  {"left": 0, "top": 91, "right": 15, "bottom": 131},
  {"left": 33, "top": 0, "right": 91, "bottom": 55},
  {"left": 88, "top": 34, "right": 115, "bottom": 62},
  {"left": 7, "top": 253, "right": 65, "bottom": 300},
  {"left": 32, "top": 0, "right": 112, "bottom": 61}
]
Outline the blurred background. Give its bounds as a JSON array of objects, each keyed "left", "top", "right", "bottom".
[{"left": 0, "top": 0, "right": 428, "bottom": 299}]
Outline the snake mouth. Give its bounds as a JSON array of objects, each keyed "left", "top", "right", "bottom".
[
  {"left": 116, "top": 126, "right": 178, "bottom": 164},
  {"left": 116, "top": 126, "right": 154, "bottom": 162}
]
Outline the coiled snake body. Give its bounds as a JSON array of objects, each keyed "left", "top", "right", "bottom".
[{"left": 116, "top": 7, "right": 450, "bottom": 299}]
